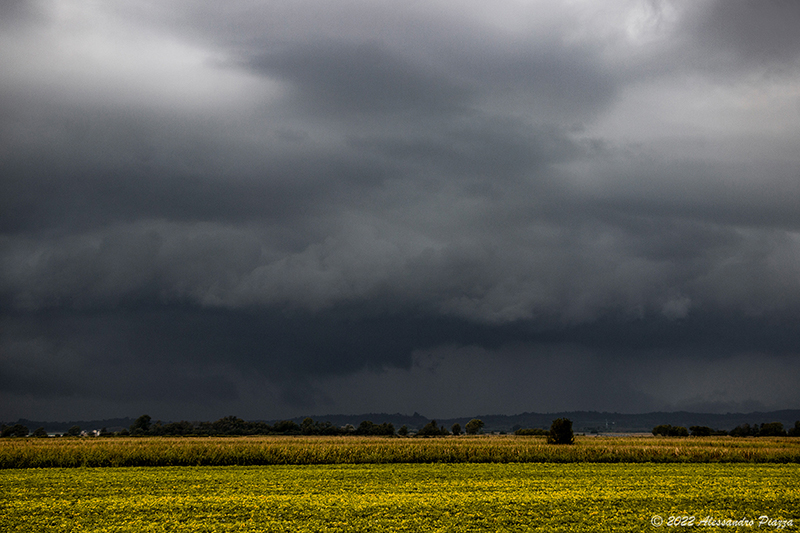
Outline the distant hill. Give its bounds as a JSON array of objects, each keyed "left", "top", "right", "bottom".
[{"left": 5, "top": 410, "right": 800, "bottom": 435}]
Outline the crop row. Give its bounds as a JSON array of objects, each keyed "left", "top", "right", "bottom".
[{"left": 1, "top": 435, "right": 798, "bottom": 468}]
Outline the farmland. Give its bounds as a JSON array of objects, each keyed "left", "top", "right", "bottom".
[
  {"left": 2, "top": 436, "right": 797, "bottom": 531},
  {"left": 1, "top": 435, "right": 798, "bottom": 468},
  {"left": 2, "top": 462, "right": 798, "bottom": 532}
]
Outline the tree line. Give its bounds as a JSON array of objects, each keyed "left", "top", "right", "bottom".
[
  {"left": 1, "top": 415, "right": 568, "bottom": 440},
  {"left": 0, "top": 415, "right": 490, "bottom": 438},
  {"left": 6, "top": 416, "right": 796, "bottom": 439},
  {"left": 653, "top": 421, "right": 800, "bottom": 437}
]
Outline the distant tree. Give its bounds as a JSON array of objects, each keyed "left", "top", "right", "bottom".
[
  {"left": 789, "top": 421, "right": 800, "bottom": 437},
  {"left": 653, "top": 424, "right": 689, "bottom": 437},
  {"left": 353, "top": 420, "right": 396, "bottom": 436},
  {"left": 451, "top": 423, "right": 462, "bottom": 436},
  {"left": 158, "top": 421, "right": 195, "bottom": 436},
  {"left": 375, "top": 422, "right": 395, "bottom": 436},
  {"left": 417, "top": 420, "right": 449, "bottom": 437},
  {"left": 256, "top": 421, "right": 273, "bottom": 434},
  {"left": 515, "top": 428, "right": 548, "bottom": 436},
  {"left": 689, "top": 426, "right": 713, "bottom": 437},
  {"left": 271, "top": 420, "right": 300, "bottom": 435},
  {"left": 729, "top": 423, "right": 757, "bottom": 437},
  {"left": 1, "top": 424, "right": 29, "bottom": 438},
  {"left": 212, "top": 416, "right": 248, "bottom": 435},
  {"left": 465, "top": 419, "right": 484, "bottom": 435},
  {"left": 758, "top": 422, "right": 786, "bottom": 437},
  {"left": 547, "top": 418, "right": 574, "bottom": 445},
  {"left": 356, "top": 420, "right": 377, "bottom": 436},
  {"left": 130, "top": 415, "right": 152, "bottom": 435},
  {"left": 673, "top": 426, "right": 689, "bottom": 437},
  {"left": 301, "top": 417, "right": 316, "bottom": 435},
  {"left": 66, "top": 425, "right": 81, "bottom": 437},
  {"left": 32, "top": 427, "right": 48, "bottom": 438},
  {"left": 312, "top": 420, "right": 341, "bottom": 436},
  {"left": 398, "top": 425, "right": 409, "bottom": 436},
  {"left": 652, "top": 424, "right": 669, "bottom": 436}
]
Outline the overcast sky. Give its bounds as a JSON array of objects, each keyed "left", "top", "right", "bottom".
[{"left": 2, "top": 0, "right": 800, "bottom": 422}]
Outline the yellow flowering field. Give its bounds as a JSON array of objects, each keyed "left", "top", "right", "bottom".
[{"left": 1, "top": 463, "right": 797, "bottom": 532}]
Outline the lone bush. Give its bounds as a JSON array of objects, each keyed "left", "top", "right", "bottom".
[
  {"left": 465, "top": 419, "right": 484, "bottom": 435},
  {"left": 547, "top": 418, "right": 574, "bottom": 445}
]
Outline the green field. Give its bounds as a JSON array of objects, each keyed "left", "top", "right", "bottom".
[{"left": 2, "top": 462, "right": 797, "bottom": 532}]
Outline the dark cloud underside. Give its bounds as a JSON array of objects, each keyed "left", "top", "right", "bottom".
[{"left": 2, "top": 0, "right": 799, "bottom": 420}]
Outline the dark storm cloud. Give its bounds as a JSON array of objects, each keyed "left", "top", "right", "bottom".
[
  {"left": 0, "top": 0, "right": 44, "bottom": 27},
  {"left": 2, "top": 0, "right": 800, "bottom": 420},
  {"left": 5, "top": 300, "right": 800, "bottom": 418},
  {"left": 691, "top": 0, "right": 800, "bottom": 67},
  {"left": 247, "top": 40, "right": 473, "bottom": 116},
  {"left": 0, "top": 135, "right": 392, "bottom": 234},
  {"left": 585, "top": 157, "right": 800, "bottom": 231}
]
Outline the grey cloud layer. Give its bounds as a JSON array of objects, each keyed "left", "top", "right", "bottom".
[{"left": 2, "top": 0, "right": 800, "bottom": 419}]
